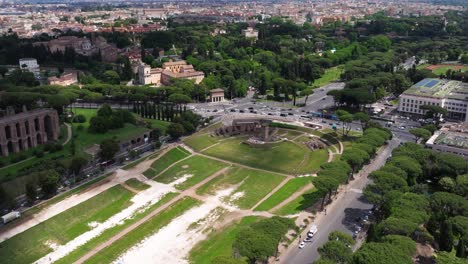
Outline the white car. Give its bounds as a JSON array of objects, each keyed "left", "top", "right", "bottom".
[{"left": 299, "top": 241, "right": 306, "bottom": 249}]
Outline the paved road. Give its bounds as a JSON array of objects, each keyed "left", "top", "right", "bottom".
[{"left": 279, "top": 138, "right": 401, "bottom": 264}]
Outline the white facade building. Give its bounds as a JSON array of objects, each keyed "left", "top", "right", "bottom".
[
  {"left": 242, "top": 27, "right": 259, "bottom": 40},
  {"left": 19, "top": 58, "right": 40, "bottom": 78},
  {"left": 426, "top": 124, "right": 468, "bottom": 160},
  {"left": 398, "top": 79, "right": 468, "bottom": 122}
]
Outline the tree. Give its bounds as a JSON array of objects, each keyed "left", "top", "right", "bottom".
[
  {"left": 456, "top": 236, "right": 467, "bottom": 258},
  {"left": 0, "top": 66, "right": 8, "bottom": 77},
  {"left": 439, "top": 177, "right": 456, "bottom": 193},
  {"left": 25, "top": 182, "right": 37, "bottom": 204},
  {"left": 420, "top": 105, "right": 447, "bottom": 124},
  {"left": 342, "top": 148, "right": 369, "bottom": 175},
  {"left": 439, "top": 220, "right": 454, "bottom": 252},
  {"left": 233, "top": 228, "right": 277, "bottom": 264},
  {"left": 39, "top": 170, "right": 60, "bottom": 196},
  {"left": 167, "top": 123, "right": 186, "bottom": 140},
  {"left": 318, "top": 240, "right": 352, "bottom": 264},
  {"left": 409, "top": 128, "right": 431, "bottom": 143},
  {"left": 354, "top": 112, "right": 370, "bottom": 130},
  {"left": 70, "top": 156, "right": 88, "bottom": 176},
  {"left": 103, "top": 70, "right": 120, "bottom": 84},
  {"left": 336, "top": 110, "right": 354, "bottom": 136},
  {"left": 99, "top": 138, "right": 120, "bottom": 161}
]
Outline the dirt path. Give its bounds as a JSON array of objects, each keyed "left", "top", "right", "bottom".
[
  {"left": 268, "top": 183, "right": 314, "bottom": 213},
  {"left": 73, "top": 167, "right": 230, "bottom": 264},
  {"left": 62, "top": 123, "right": 72, "bottom": 146},
  {"left": 251, "top": 176, "right": 293, "bottom": 210},
  {"left": 153, "top": 153, "right": 194, "bottom": 178},
  {"left": 199, "top": 142, "right": 220, "bottom": 152}
]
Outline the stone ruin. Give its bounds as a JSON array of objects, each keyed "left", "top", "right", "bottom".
[
  {"left": 304, "top": 137, "right": 327, "bottom": 150},
  {"left": 215, "top": 118, "right": 278, "bottom": 142}
]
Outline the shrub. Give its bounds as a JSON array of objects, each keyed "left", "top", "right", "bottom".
[{"left": 73, "top": 114, "right": 86, "bottom": 123}]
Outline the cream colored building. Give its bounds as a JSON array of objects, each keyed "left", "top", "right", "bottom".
[
  {"left": 242, "top": 27, "right": 259, "bottom": 39},
  {"left": 426, "top": 124, "right": 468, "bottom": 160},
  {"left": 138, "top": 60, "right": 204, "bottom": 86},
  {"left": 48, "top": 71, "right": 78, "bottom": 86}
]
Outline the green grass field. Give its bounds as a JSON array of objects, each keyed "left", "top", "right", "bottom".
[
  {"left": 203, "top": 136, "right": 327, "bottom": 174},
  {"left": 154, "top": 155, "right": 227, "bottom": 190},
  {"left": 189, "top": 216, "right": 261, "bottom": 264},
  {"left": 312, "top": 65, "right": 343, "bottom": 88},
  {"left": 54, "top": 192, "right": 178, "bottom": 264},
  {"left": 254, "top": 177, "right": 312, "bottom": 211},
  {"left": 84, "top": 197, "right": 200, "bottom": 264},
  {"left": 274, "top": 188, "right": 324, "bottom": 216},
  {"left": 197, "top": 166, "right": 285, "bottom": 209},
  {"left": 143, "top": 147, "right": 191, "bottom": 178},
  {"left": 183, "top": 133, "right": 220, "bottom": 151},
  {"left": 0, "top": 185, "right": 133, "bottom": 264},
  {"left": 125, "top": 179, "right": 150, "bottom": 191}
]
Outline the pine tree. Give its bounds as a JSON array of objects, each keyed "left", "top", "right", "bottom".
[
  {"left": 456, "top": 237, "right": 466, "bottom": 258},
  {"left": 439, "top": 221, "right": 454, "bottom": 252}
]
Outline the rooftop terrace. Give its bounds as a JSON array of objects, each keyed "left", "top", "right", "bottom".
[
  {"left": 403, "top": 78, "right": 468, "bottom": 100},
  {"left": 434, "top": 131, "right": 468, "bottom": 149}
]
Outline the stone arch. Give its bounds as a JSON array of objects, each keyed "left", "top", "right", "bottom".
[
  {"left": 44, "top": 115, "right": 53, "bottom": 140},
  {"left": 27, "top": 137, "right": 32, "bottom": 148},
  {"left": 5, "top": 125, "right": 11, "bottom": 140},
  {"left": 16, "top": 123, "right": 21, "bottom": 137},
  {"left": 25, "top": 120, "right": 30, "bottom": 135},
  {"left": 7, "top": 141, "right": 13, "bottom": 154},
  {"left": 34, "top": 118, "right": 40, "bottom": 131},
  {"left": 36, "top": 133, "right": 42, "bottom": 144},
  {"left": 18, "top": 139, "right": 24, "bottom": 151}
]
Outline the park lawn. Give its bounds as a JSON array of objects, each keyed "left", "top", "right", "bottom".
[
  {"left": 196, "top": 167, "right": 285, "bottom": 209},
  {"left": 124, "top": 178, "right": 150, "bottom": 191},
  {"left": 431, "top": 65, "right": 468, "bottom": 75},
  {"left": 298, "top": 148, "right": 329, "bottom": 174},
  {"left": 155, "top": 155, "right": 227, "bottom": 190},
  {"left": 189, "top": 216, "right": 261, "bottom": 264},
  {"left": 416, "top": 63, "right": 430, "bottom": 70},
  {"left": 143, "top": 118, "right": 171, "bottom": 134},
  {"left": 143, "top": 147, "right": 191, "bottom": 177},
  {"left": 71, "top": 108, "right": 150, "bottom": 153},
  {"left": 83, "top": 196, "right": 200, "bottom": 264},
  {"left": 54, "top": 192, "right": 178, "bottom": 264},
  {"left": 277, "top": 129, "right": 304, "bottom": 140},
  {"left": 254, "top": 177, "right": 312, "bottom": 211},
  {"left": 312, "top": 65, "right": 343, "bottom": 88},
  {"left": 183, "top": 133, "right": 220, "bottom": 151},
  {"left": 274, "top": 188, "right": 324, "bottom": 216},
  {"left": 0, "top": 185, "right": 134, "bottom": 264},
  {"left": 203, "top": 136, "right": 325, "bottom": 174}
]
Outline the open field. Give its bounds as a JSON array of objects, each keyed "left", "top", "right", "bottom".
[
  {"left": 154, "top": 155, "right": 227, "bottom": 190},
  {"left": 53, "top": 192, "right": 178, "bottom": 264},
  {"left": 124, "top": 179, "right": 150, "bottom": 191},
  {"left": 274, "top": 188, "right": 324, "bottom": 216},
  {"left": 0, "top": 185, "right": 133, "bottom": 264},
  {"left": 83, "top": 197, "right": 200, "bottom": 264},
  {"left": 143, "top": 147, "right": 191, "bottom": 177},
  {"left": 189, "top": 216, "right": 261, "bottom": 264},
  {"left": 254, "top": 177, "right": 312, "bottom": 211},
  {"left": 184, "top": 133, "right": 220, "bottom": 151},
  {"left": 312, "top": 65, "right": 343, "bottom": 88},
  {"left": 197, "top": 166, "right": 285, "bottom": 209},
  {"left": 203, "top": 136, "right": 327, "bottom": 174},
  {"left": 418, "top": 64, "right": 468, "bottom": 75}
]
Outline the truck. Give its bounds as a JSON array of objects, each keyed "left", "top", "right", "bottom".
[
  {"left": 1, "top": 211, "right": 20, "bottom": 224},
  {"left": 307, "top": 224, "right": 318, "bottom": 238}
]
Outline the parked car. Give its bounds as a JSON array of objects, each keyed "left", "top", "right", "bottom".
[{"left": 299, "top": 241, "right": 306, "bottom": 249}]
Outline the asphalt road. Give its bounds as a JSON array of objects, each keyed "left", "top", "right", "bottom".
[{"left": 280, "top": 138, "right": 401, "bottom": 264}]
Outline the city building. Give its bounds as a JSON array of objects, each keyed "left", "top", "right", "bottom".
[
  {"left": 242, "top": 27, "right": 258, "bottom": 40},
  {"left": 0, "top": 108, "right": 60, "bottom": 157},
  {"left": 138, "top": 60, "right": 204, "bottom": 86},
  {"left": 210, "top": 88, "right": 225, "bottom": 102},
  {"left": 426, "top": 123, "right": 468, "bottom": 160},
  {"left": 48, "top": 71, "right": 78, "bottom": 86},
  {"left": 398, "top": 78, "right": 468, "bottom": 122},
  {"left": 19, "top": 58, "right": 40, "bottom": 78}
]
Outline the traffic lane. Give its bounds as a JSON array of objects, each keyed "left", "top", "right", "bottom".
[{"left": 285, "top": 191, "right": 373, "bottom": 264}]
